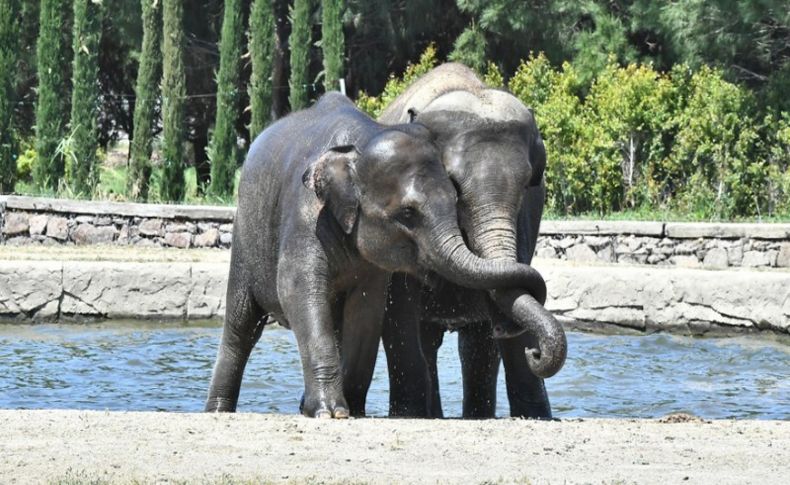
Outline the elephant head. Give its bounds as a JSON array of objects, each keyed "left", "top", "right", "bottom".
[
  {"left": 302, "top": 125, "right": 548, "bottom": 297},
  {"left": 410, "top": 89, "right": 567, "bottom": 378}
]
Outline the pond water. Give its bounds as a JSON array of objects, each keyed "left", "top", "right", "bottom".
[{"left": 0, "top": 321, "right": 788, "bottom": 419}]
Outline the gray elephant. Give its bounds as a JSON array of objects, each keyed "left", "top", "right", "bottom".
[
  {"left": 378, "top": 63, "right": 567, "bottom": 418},
  {"left": 205, "top": 93, "right": 547, "bottom": 418}
]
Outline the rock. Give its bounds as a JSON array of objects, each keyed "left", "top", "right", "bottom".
[
  {"left": 646, "top": 254, "right": 666, "bottom": 264},
  {"left": 61, "top": 262, "right": 192, "bottom": 318},
  {"left": 74, "top": 215, "right": 93, "bottom": 223},
  {"left": 219, "top": 223, "right": 234, "bottom": 233},
  {"left": 536, "top": 246, "right": 557, "bottom": 259},
  {"left": 584, "top": 236, "right": 611, "bottom": 249},
  {"left": 28, "top": 215, "right": 49, "bottom": 235},
  {"left": 596, "top": 244, "right": 615, "bottom": 262},
  {"left": 197, "top": 222, "right": 216, "bottom": 232},
  {"left": 139, "top": 219, "right": 164, "bottom": 237},
  {"left": 3, "top": 212, "right": 29, "bottom": 236},
  {"left": 0, "top": 261, "right": 62, "bottom": 318},
  {"left": 165, "top": 223, "right": 189, "bottom": 233},
  {"left": 565, "top": 244, "right": 598, "bottom": 262},
  {"left": 556, "top": 236, "right": 576, "bottom": 249},
  {"left": 777, "top": 243, "right": 790, "bottom": 268},
  {"left": 702, "top": 248, "right": 729, "bottom": 270},
  {"left": 742, "top": 251, "right": 772, "bottom": 268},
  {"left": 669, "top": 255, "right": 701, "bottom": 268},
  {"left": 94, "top": 216, "right": 113, "bottom": 226},
  {"left": 727, "top": 243, "right": 744, "bottom": 266},
  {"left": 220, "top": 232, "right": 233, "bottom": 245},
  {"left": 72, "top": 224, "right": 118, "bottom": 245},
  {"left": 164, "top": 232, "right": 192, "bottom": 248},
  {"left": 45, "top": 217, "right": 70, "bottom": 240},
  {"left": 194, "top": 228, "right": 220, "bottom": 248}
]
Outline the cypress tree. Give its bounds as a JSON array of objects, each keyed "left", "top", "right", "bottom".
[
  {"left": 249, "top": 0, "right": 275, "bottom": 137},
  {"left": 288, "top": 0, "right": 312, "bottom": 111},
  {"left": 34, "top": 0, "right": 71, "bottom": 191},
  {"left": 67, "top": 0, "right": 102, "bottom": 195},
  {"left": 208, "top": 0, "right": 245, "bottom": 197},
  {"left": 322, "top": 0, "right": 344, "bottom": 93},
  {"left": 160, "top": 0, "right": 186, "bottom": 201},
  {"left": 128, "top": 0, "right": 163, "bottom": 201},
  {"left": 0, "top": 0, "right": 19, "bottom": 192}
]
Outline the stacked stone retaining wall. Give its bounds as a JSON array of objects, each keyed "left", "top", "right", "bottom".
[{"left": 2, "top": 196, "right": 789, "bottom": 269}]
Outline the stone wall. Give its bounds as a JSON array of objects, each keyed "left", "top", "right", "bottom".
[
  {"left": 1, "top": 195, "right": 789, "bottom": 269},
  {"left": 0, "top": 196, "right": 234, "bottom": 249},
  {"left": 537, "top": 221, "right": 790, "bottom": 269},
  {"left": 2, "top": 260, "right": 788, "bottom": 334}
]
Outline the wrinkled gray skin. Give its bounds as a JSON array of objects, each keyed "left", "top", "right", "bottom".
[
  {"left": 379, "top": 64, "right": 567, "bottom": 418},
  {"left": 205, "top": 93, "right": 547, "bottom": 418}
]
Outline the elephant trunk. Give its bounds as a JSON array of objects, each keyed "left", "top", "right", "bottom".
[
  {"left": 419, "top": 220, "right": 546, "bottom": 300},
  {"left": 469, "top": 208, "right": 567, "bottom": 378}
]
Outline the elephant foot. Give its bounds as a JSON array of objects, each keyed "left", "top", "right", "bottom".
[
  {"left": 300, "top": 388, "right": 350, "bottom": 419},
  {"left": 204, "top": 397, "right": 237, "bottom": 413}
]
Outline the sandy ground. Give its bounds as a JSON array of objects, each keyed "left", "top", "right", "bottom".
[{"left": 0, "top": 411, "right": 787, "bottom": 485}]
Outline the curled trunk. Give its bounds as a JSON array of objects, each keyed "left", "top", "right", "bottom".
[{"left": 468, "top": 211, "right": 567, "bottom": 378}]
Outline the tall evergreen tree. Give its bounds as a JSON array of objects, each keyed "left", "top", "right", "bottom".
[
  {"left": 208, "top": 0, "right": 245, "bottom": 197},
  {"left": 128, "top": 0, "right": 163, "bottom": 201},
  {"left": 249, "top": 0, "right": 275, "bottom": 137},
  {"left": 67, "top": 0, "right": 102, "bottom": 195},
  {"left": 322, "top": 0, "right": 344, "bottom": 92},
  {"left": 288, "top": 0, "right": 312, "bottom": 111},
  {"left": 160, "top": 0, "right": 186, "bottom": 201},
  {"left": 34, "top": 0, "right": 71, "bottom": 190},
  {"left": 0, "top": 0, "right": 19, "bottom": 192}
]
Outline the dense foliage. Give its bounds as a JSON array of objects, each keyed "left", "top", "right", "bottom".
[
  {"left": 0, "top": 0, "right": 19, "bottom": 191},
  {"left": 248, "top": 0, "right": 275, "bottom": 137},
  {"left": 322, "top": 0, "right": 344, "bottom": 93},
  {"left": 34, "top": 0, "right": 71, "bottom": 191},
  {"left": 361, "top": 50, "right": 790, "bottom": 219},
  {"left": 209, "top": 0, "right": 245, "bottom": 197},
  {"left": 288, "top": 0, "right": 311, "bottom": 111},
  {"left": 128, "top": 0, "right": 162, "bottom": 201},
  {"left": 2, "top": 0, "right": 789, "bottom": 219},
  {"left": 66, "top": 0, "right": 102, "bottom": 195},
  {"left": 160, "top": 0, "right": 187, "bottom": 201}
]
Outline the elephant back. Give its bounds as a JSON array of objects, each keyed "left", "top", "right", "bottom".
[{"left": 378, "top": 63, "right": 485, "bottom": 124}]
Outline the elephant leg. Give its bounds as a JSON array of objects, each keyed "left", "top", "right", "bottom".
[
  {"left": 498, "top": 329, "right": 552, "bottom": 419},
  {"left": 340, "top": 275, "right": 388, "bottom": 417},
  {"left": 458, "top": 323, "right": 500, "bottom": 418},
  {"left": 279, "top": 260, "right": 348, "bottom": 419},
  {"left": 382, "top": 273, "right": 435, "bottom": 417},
  {"left": 420, "top": 319, "right": 445, "bottom": 418},
  {"left": 206, "top": 274, "right": 265, "bottom": 412}
]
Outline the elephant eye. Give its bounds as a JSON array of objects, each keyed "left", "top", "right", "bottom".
[{"left": 395, "top": 206, "right": 420, "bottom": 228}]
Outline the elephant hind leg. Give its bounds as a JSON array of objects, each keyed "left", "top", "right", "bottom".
[
  {"left": 205, "top": 282, "right": 266, "bottom": 413},
  {"left": 498, "top": 330, "right": 552, "bottom": 419}
]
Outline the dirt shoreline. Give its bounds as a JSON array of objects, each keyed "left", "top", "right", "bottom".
[{"left": 1, "top": 410, "right": 787, "bottom": 484}]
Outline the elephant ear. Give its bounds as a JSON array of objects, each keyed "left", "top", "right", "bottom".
[{"left": 302, "top": 145, "right": 360, "bottom": 234}]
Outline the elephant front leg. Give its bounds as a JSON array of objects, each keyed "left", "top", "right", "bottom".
[
  {"left": 382, "top": 273, "right": 438, "bottom": 417},
  {"left": 458, "top": 322, "right": 500, "bottom": 418},
  {"left": 340, "top": 274, "right": 388, "bottom": 417},
  {"left": 279, "top": 266, "right": 349, "bottom": 419}
]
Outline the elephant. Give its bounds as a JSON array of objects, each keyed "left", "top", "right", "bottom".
[
  {"left": 378, "top": 63, "right": 567, "bottom": 419},
  {"left": 205, "top": 92, "right": 547, "bottom": 418}
]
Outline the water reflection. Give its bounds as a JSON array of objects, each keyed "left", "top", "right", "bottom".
[{"left": 0, "top": 321, "right": 787, "bottom": 419}]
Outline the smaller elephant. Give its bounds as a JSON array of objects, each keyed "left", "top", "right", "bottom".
[{"left": 205, "top": 93, "right": 546, "bottom": 418}]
